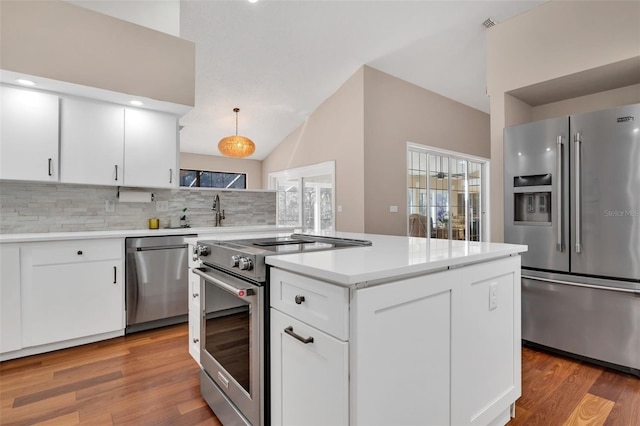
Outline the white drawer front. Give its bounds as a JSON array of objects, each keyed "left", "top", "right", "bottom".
[
  {"left": 270, "top": 268, "right": 349, "bottom": 340},
  {"left": 27, "top": 239, "right": 122, "bottom": 266}
]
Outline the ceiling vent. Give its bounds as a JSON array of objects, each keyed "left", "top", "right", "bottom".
[{"left": 482, "top": 17, "right": 497, "bottom": 28}]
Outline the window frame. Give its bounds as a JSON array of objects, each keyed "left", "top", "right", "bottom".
[
  {"left": 407, "top": 142, "right": 491, "bottom": 242},
  {"left": 179, "top": 169, "right": 247, "bottom": 189},
  {"left": 268, "top": 161, "right": 336, "bottom": 233}
]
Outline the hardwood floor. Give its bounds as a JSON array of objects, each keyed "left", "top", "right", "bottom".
[
  {"left": 1, "top": 325, "right": 638, "bottom": 425},
  {"left": 508, "top": 347, "right": 640, "bottom": 426},
  {"left": 0, "top": 324, "right": 220, "bottom": 425}
]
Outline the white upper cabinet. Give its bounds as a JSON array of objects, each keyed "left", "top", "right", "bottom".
[
  {"left": 60, "top": 98, "right": 125, "bottom": 185},
  {"left": 124, "top": 108, "right": 178, "bottom": 188},
  {"left": 0, "top": 85, "right": 59, "bottom": 182}
]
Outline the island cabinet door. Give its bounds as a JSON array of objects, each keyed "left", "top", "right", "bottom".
[
  {"left": 451, "top": 255, "right": 522, "bottom": 426},
  {"left": 350, "top": 269, "right": 459, "bottom": 426},
  {"left": 270, "top": 308, "right": 349, "bottom": 426}
]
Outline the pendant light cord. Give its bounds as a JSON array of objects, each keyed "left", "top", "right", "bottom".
[{"left": 234, "top": 107, "right": 240, "bottom": 136}]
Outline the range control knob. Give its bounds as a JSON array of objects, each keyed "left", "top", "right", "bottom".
[
  {"left": 231, "top": 255, "right": 241, "bottom": 268},
  {"left": 195, "top": 245, "right": 210, "bottom": 257},
  {"left": 238, "top": 257, "right": 253, "bottom": 271}
]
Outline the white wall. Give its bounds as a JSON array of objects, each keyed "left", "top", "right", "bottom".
[
  {"left": 68, "top": 0, "right": 180, "bottom": 37},
  {"left": 262, "top": 66, "right": 490, "bottom": 236},
  {"left": 0, "top": 1, "right": 194, "bottom": 107},
  {"left": 262, "top": 68, "right": 366, "bottom": 233}
]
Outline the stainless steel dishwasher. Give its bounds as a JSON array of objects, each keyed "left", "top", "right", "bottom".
[{"left": 125, "top": 235, "right": 196, "bottom": 333}]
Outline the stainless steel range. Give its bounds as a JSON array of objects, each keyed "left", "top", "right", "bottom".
[{"left": 192, "top": 233, "right": 372, "bottom": 426}]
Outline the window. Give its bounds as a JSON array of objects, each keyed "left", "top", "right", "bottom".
[
  {"left": 269, "top": 161, "right": 335, "bottom": 233},
  {"left": 180, "top": 169, "right": 246, "bottom": 189},
  {"left": 408, "top": 144, "right": 489, "bottom": 242}
]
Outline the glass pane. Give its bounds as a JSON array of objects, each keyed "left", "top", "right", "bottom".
[
  {"left": 450, "top": 159, "right": 467, "bottom": 240},
  {"left": 468, "top": 161, "right": 482, "bottom": 241},
  {"left": 223, "top": 173, "right": 246, "bottom": 189},
  {"left": 180, "top": 170, "right": 198, "bottom": 187},
  {"left": 204, "top": 283, "right": 250, "bottom": 393},
  {"left": 277, "top": 178, "right": 300, "bottom": 227},
  {"left": 200, "top": 171, "right": 214, "bottom": 187},
  {"left": 302, "top": 174, "right": 333, "bottom": 233},
  {"left": 430, "top": 155, "right": 450, "bottom": 239}
]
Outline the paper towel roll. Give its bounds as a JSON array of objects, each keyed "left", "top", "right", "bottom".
[{"left": 118, "top": 191, "right": 153, "bottom": 203}]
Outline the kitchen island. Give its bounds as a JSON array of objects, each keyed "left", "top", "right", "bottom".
[{"left": 265, "top": 232, "right": 527, "bottom": 426}]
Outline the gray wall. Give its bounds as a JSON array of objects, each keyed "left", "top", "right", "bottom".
[{"left": 0, "top": 181, "right": 275, "bottom": 234}]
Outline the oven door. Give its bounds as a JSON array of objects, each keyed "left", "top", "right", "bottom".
[{"left": 193, "top": 266, "right": 263, "bottom": 426}]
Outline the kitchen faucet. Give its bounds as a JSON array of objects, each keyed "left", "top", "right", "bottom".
[{"left": 212, "top": 194, "right": 225, "bottom": 226}]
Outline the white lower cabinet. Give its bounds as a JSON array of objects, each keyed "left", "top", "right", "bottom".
[
  {"left": 270, "top": 309, "right": 349, "bottom": 426},
  {"left": 270, "top": 255, "right": 522, "bottom": 426},
  {"left": 20, "top": 239, "right": 124, "bottom": 348},
  {"left": 0, "top": 245, "right": 22, "bottom": 353}
]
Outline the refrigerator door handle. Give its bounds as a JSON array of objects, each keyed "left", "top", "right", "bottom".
[
  {"left": 556, "top": 136, "right": 564, "bottom": 251},
  {"left": 574, "top": 132, "right": 582, "bottom": 254}
]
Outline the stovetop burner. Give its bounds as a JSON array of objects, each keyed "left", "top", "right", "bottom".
[
  {"left": 251, "top": 237, "right": 316, "bottom": 247},
  {"left": 196, "top": 233, "right": 372, "bottom": 283}
]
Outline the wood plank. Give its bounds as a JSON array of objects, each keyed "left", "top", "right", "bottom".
[
  {"left": 524, "top": 360, "right": 603, "bottom": 424},
  {"left": 563, "top": 393, "right": 615, "bottom": 426},
  {"left": 588, "top": 369, "right": 632, "bottom": 403},
  {"left": 516, "top": 354, "right": 582, "bottom": 412},
  {"left": 33, "top": 411, "right": 80, "bottom": 426},
  {"left": 603, "top": 375, "right": 640, "bottom": 426},
  {"left": 12, "top": 371, "right": 123, "bottom": 408}
]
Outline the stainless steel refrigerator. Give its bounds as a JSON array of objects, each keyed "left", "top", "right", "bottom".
[{"left": 504, "top": 103, "right": 640, "bottom": 376}]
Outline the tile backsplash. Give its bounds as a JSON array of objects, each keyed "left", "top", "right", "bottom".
[{"left": 0, "top": 181, "right": 276, "bottom": 234}]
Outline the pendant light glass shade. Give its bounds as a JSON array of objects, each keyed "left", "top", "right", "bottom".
[{"left": 218, "top": 108, "right": 255, "bottom": 158}]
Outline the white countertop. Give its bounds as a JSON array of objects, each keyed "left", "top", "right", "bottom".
[
  {"left": 0, "top": 226, "right": 294, "bottom": 243},
  {"left": 265, "top": 232, "right": 527, "bottom": 286}
]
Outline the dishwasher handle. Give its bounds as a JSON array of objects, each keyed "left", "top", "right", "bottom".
[{"left": 127, "top": 244, "right": 188, "bottom": 253}]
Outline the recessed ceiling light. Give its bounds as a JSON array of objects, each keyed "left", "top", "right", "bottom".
[
  {"left": 518, "top": 152, "right": 522, "bottom": 156},
  {"left": 248, "top": 0, "right": 258, "bottom": 3},
  {"left": 546, "top": 147, "right": 551, "bottom": 151},
  {"left": 16, "top": 79, "right": 36, "bottom": 86},
  {"left": 130, "top": 100, "right": 144, "bottom": 106}
]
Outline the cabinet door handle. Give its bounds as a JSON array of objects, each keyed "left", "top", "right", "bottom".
[
  {"left": 284, "top": 326, "right": 314, "bottom": 344},
  {"left": 294, "top": 295, "right": 305, "bottom": 304},
  {"left": 115, "top": 164, "right": 118, "bottom": 181},
  {"left": 48, "top": 158, "right": 53, "bottom": 176},
  {"left": 169, "top": 168, "right": 173, "bottom": 184},
  {"left": 113, "top": 266, "right": 117, "bottom": 284}
]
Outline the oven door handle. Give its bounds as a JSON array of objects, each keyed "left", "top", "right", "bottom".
[{"left": 193, "top": 267, "right": 256, "bottom": 297}]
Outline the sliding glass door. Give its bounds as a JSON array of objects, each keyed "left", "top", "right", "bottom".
[{"left": 408, "top": 145, "right": 487, "bottom": 241}]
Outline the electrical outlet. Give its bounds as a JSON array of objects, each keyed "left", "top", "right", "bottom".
[
  {"left": 489, "top": 283, "right": 497, "bottom": 310},
  {"left": 105, "top": 199, "right": 115, "bottom": 213},
  {"left": 337, "top": 205, "right": 343, "bottom": 213},
  {"left": 156, "top": 201, "right": 169, "bottom": 212},
  {"left": 390, "top": 205, "right": 398, "bottom": 213}
]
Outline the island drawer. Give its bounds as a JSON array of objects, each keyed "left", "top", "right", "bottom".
[{"left": 270, "top": 268, "right": 349, "bottom": 340}]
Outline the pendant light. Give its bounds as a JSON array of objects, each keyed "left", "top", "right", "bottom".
[{"left": 218, "top": 107, "right": 256, "bottom": 158}]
